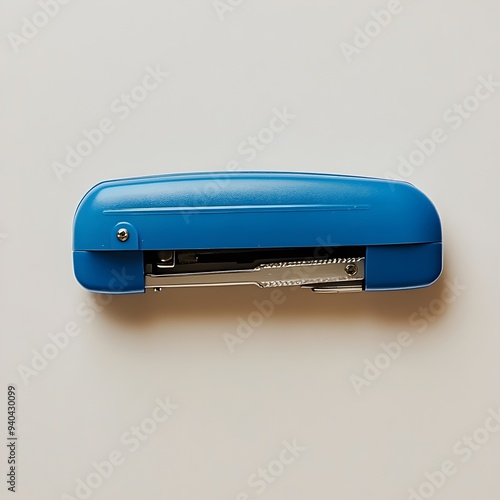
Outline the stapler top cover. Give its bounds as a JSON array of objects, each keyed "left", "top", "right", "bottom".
[{"left": 73, "top": 171, "right": 442, "bottom": 294}]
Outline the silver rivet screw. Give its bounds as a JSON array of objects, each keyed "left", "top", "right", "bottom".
[
  {"left": 116, "top": 228, "right": 129, "bottom": 242},
  {"left": 345, "top": 263, "right": 358, "bottom": 276}
]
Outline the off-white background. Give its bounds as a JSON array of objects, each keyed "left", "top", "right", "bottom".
[{"left": 1, "top": 1, "right": 499, "bottom": 499}]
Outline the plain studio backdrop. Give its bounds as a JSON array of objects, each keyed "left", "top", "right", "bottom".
[{"left": 1, "top": 1, "right": 499, "bottom": 499}]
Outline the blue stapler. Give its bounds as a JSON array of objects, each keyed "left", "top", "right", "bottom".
[{"left": 72, "top": 172, "right": 442, "bottom": 294}]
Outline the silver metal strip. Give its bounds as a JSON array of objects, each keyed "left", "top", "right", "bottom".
[
  {"left": 145, "top": 257, "right": 364, "bottom": 291},
  {"left": 310, "top": 284, "right": 363, "bottom": 293}
]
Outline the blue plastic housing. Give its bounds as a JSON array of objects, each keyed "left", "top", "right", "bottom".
[{"left": 72, "top": 171, "right": 442, "bottom": 293}]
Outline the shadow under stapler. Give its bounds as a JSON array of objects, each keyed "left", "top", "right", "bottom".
[{"left": 99, "top": 255, "right": 453, "bottom": 334}]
